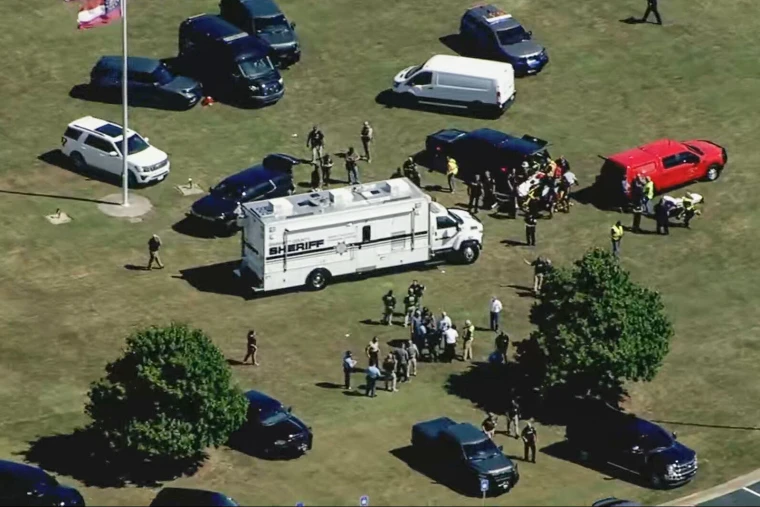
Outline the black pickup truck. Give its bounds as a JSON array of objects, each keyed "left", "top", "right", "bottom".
[
  {"left": 411, "top": 417, "right": 519, "bottom": 495},
  {"left": 565, "top": 400, "right": 697, "bottom": 489}
]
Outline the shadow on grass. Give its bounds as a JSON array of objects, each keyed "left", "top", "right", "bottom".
[
  {"left": 124, "top": 264, "right": 148, "bottom": 271},
  {"left": 0, "top": 187, "right": 116, "bottom": 206},
  {"left": 315, "top": 382, "right": 344, "bottom": 389},
  {"left": 651, "top": 420, "right": 760, "bottom": 431},
  {"left": 438, "top": 34, "right": 471, "bottom": 57},
  {"left": 227, "top": 359, "right": 245, "bottom": 366},
  {"left": 37, "top": 150, "right": 125, "bottom": 189},
  {"left": 541, "top": 440, "right": 649, "bottom": 487},
  {"left": 172, "top": 217, "right": 223, "bottom": 239},
  {"left": 501, "top": 239, "right": 527, "bottom": 247},
  {"left": 389, "top": 445, "right": 477, "bottom": 497},
  {"left": 619, "top": 16, "right": 645, "bottom": 24},
  {"left": 20, "top": 428, "right": 204, "bottom": 488},
  {"left": 175, "top": 261, "right": 245, "bottom": 298},
  {"left": 374, "top": 90, "right": 495, "bottom": 119}
]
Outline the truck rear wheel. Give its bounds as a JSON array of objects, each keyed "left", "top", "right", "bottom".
[
  {"left": 704, "top": 163, "right": 722, "bottom": 182},
  {"left": 306, "top": 268, "right": 330, "bottom": 291},
  {"left": 459, "top": 243, "right": 480, "bottom": 264}
]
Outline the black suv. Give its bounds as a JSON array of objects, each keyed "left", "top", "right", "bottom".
[
  {"left": 565, "top": 400, "right": 698, "bottom": 489},
  {"left": 179, "top": 14, "right": 284, "bottom": 105},
  {"left": 0, "top": 459, "right": 85, "bottom": 506},
  {"left": 220, "top": 0, "right": 300, "bottom": 67},
  {"left": 89, "top": 56, "right": 203, "bottom": 110}
]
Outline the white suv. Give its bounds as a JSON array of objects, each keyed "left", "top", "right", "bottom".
[{"left": 60, "top": 116, "right": 170, "bottom": 186}]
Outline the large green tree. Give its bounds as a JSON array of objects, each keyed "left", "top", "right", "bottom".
[
  {"left": 515, "top": 248, "right": 673, "bottom": 404},
  {"left": 86, "top": 323, "right": 248, "bottom": 461}
]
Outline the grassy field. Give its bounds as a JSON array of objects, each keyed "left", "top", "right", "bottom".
[{"left": 1, "top": 0, "right": 760, "bottom": 505}]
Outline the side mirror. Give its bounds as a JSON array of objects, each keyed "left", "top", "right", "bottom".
[
  {"left": 287, "top": 406, "right": 292, "bottom": 413},
  {"left": 672, "top": 432, "right": 677, "bottom": 439},
  {"left": 144, "top": 137, "right": 150, "bottom": 143},
  {"left": 291, "top": 21, "right": 296, "bottom": 29},
  {"left": 109, "top": 151, "right": 119, "bottom": 157},
  {"left": 528, "top": 30, "right": 533, "bottom": 36},
  {"left": 498, "top": 445, "right": 504, "bottom": 451}
]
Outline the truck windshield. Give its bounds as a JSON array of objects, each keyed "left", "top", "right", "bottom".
[
  {"left": 404, "top": 65, "right": 422, "bottom": 79},
  {"left": 497, "top": 26, "right": 529, "bottom": 45},
  {"left": 239, "top": 57, "right": 275, "bottom": 78},
  {"left": 255, "top": 14, "right": 289, "bottom": 33},
  {"left": 640, "top": 428, "right": 674, "bottom": 451},
  {"left": 463, "top": 439, "right": 500, "bottom": 460}
]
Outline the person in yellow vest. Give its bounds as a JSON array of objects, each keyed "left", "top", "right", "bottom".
[
  {"left": 446, "top": 156, "right": 459, "bottom": 193},
  {"left": 643, "top": 176, "right": 655, "bottom": 214},
  {"left": 462, "top": 320, "right": 475, "bottom": 361},
  {"left": 611, "top": 221, "right": 624, "bottom": 258}
]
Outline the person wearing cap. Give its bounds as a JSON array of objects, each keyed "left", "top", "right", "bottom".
[
  {"left": 306, "top": 125, "right": 325, "bottom": 163},
  {"left": 643, "top": 176, "right": 655, "bottom": 214},
  {"left": 360, "top": 121, "right": 374, "bottom": 162},
  {"left": 462, "top": 319, "right": 475, "bottom": 361},
  {"left": 446, "top": 156, "right": 459, "bottom": 192},
  {"left": 147, "top": 234, "right": 164, "bottom": 270},
  {"left": 342, "top": 351, "right": 357, "bottom": 390}
]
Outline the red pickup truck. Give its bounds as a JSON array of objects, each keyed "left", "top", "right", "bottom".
[{"left": 596, "top": 139, "right": 727, "bottom": 204}]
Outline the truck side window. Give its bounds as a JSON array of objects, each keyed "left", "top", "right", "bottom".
[
  {"left": 409, "top": 71, "right": 432, "bottom": 86},
  {"left": 436, "top": 216, "right": 457, "bottom": 229},
  {"left": 362, "top": 225, "right": 371, "bottom": 242}
]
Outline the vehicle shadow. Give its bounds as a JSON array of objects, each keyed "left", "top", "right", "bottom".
[
  {"left": 438, "top": 34, "right": 471, "bottom": 57},
  {"left": 19, "top": 428, "right": 204, "bottom": 488},
  {"left": 38, "top": 150, "right": 122, "bottom": 188},
  {"left": 374, "top": 90, "right": 496, "bottom": 120},
  {"left": 172, "top": 217, "right": 221, "bottom": 239},
  {"left": 389, "top": 445, "right": 478, "bottom": 497},
  {"left": 174, "top": 261, "right": 247, "bottom": 298},
  {"left": 68, "top": 83, "right": 193, "bottom": 112}
]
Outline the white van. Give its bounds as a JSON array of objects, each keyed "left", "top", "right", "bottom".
[{"left": 391, "top": 54, "right": 515, "bottom": 116}]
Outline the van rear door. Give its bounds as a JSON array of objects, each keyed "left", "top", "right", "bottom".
[{"left": 496, "top": 65, "right": 514, "bottom": 105}]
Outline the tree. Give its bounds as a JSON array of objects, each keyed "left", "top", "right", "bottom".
[
  {"left": 86, "top": 323, "right": 248, "bottom": 462},
  {"left": 515, "top": 248, "right": 673, "bottom": 405}
]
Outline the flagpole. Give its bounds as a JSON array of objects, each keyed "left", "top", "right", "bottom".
[{"left": 121, "top": 0, "right": 129, "bottom": 207}]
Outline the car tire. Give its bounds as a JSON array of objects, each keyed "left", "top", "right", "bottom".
[
  {"left": 459, "top": 243, "right": 480, "bottom": 264},
  {"left": 69, "top": 152, "right": 87, "bottom": 172},
  {"left": 650, "top": 472, "right": 664, "bottom": 489},
  {"left": 306, "top": 268, "right": 330, "bottom": 291},
  {"left": 705, "top": 163, "right": 722, "bottom": 182},
  {"left": 127, "top": 171, "right": 138, "bottom": 188}
]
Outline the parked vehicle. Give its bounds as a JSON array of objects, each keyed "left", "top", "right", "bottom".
[
  {"left": 219, "top": 0, "right": 300, "bottom": 67},
  {"left": 230, "top": 390, "right": 313, "bottom": 458},
  {"left": 61, "top": 116, "right": 170, "bottom": 186},
  {"left": 596, "top": 138, "right": 727, "bottom": 207},
  {"left": 410, "top": 417, "right": 519, "bottom": 495},
  {"left": 150, "top": 488, "right": 238, "bottom": 506},
  {"left": 459, "top": 5, "right": 548, "bottom": 76},
  {"left": 234, "top": 178, "right": 484, "bottom": 293},
  {"left": 425, "top": 127, "right": 550, "bottom": 192},
  {"left": 189, "top": 153, "right": 297, "bottom": 232},
  {"left": 179, "top": 14, "right": 284, "bottom": 105},
  {"left": 391, "top": 54, "right": 515, "bottom": 117},
  {"left": 565, "top": 399, "right": 698, "bottom": 488},
  {"left": 88, "top": 56, "right": 203, "bottom": 110},
  {"left": 0, "top": 459, "right": 85, "bottom": 506}
]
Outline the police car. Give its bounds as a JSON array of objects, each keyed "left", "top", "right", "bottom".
[
  {"left": 459, "top": 5, "right": 548, "bottom": 76},
  {"left": 60, "top": 116, "right": 170, "bottom": 186}
]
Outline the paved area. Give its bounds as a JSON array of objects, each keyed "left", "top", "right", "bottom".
[
  {"left": 97, "top": 194, "right": 152, "bottom": 218},
  {"left": 664, "top": 469, "right": 760, "bottom": 506}
]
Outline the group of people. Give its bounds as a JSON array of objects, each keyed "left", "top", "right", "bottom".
[
  {"left": 481, "top": 409, "right": 539, "bottom": 463},
  {"left": 354, "top": 336, "right": 419, "bottom": 396},
  {"left": 306, "top": 122, "right": 374, "bottom": 190}
]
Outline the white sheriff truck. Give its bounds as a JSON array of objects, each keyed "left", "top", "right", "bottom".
[{"left": 234, "top": 178, "right": 484, "bottom": 292}]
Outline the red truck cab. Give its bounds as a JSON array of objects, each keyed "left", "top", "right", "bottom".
[{"left": 597, "top": 139, "right": 726, "bottom": 204}]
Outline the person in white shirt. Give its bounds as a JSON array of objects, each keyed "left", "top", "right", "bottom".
[
  {"left": 489, "top": 297, "right": 503, "bottom": 332},
  {"left": 443, "top": 325, "right": 458, "bottom": 363},
  {"left": 438, "top": 311, "right": 452, "bottom": 332}
]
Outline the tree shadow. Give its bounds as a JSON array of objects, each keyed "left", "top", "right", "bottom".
[
  {"left": 20, "top": 428, "right": 204, "bottom": 488},
  {"left": 172, "top": 217, "right": 220, "bottom": 239},
  {"left": 174, "top": 261, "right": 246, "bottom": 298},
  {"left": 438, "top": 34, "right": 471, "bottom": 56}
]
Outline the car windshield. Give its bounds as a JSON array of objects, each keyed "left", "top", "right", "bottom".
[
  {"left": 463, "top": 439, "right": 500, "bottom": 460},
  {"left": 255, "top": 14, "right": 289, "bottom": 33},
  {"left": 497, "top": 26, "right": 529, "bottom": 45},
  {"left": 238, "top": 57, "right": 274, "bottom": 78},
  {"left": 153, "top": 64, "right": 175, "bottom": 85},
  {"left": 260, "top": 407, "right": 289, "bottom": 426},
  {"left": 117, "top": 134, "right": 150, "bottom": 155},
  {"left": 404, "top": 65, "right": 422, "bottom": 79},
  {"left": 211, "top": 180, "right": 247, "bottom": 200},
  {"left": 263, "top": 155, "right": 293, "bottom": 173},
  {"left": 685, "top": 144, "right": 704, "bottom": 156}
]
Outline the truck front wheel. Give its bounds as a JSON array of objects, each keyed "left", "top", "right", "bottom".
[
  {"left": 306, "top": 268, "right": 330, "bottom": 291},
  {"left": 649, "top": 472, "right": 664, "bottom": 489},
  {"left": 459, "top": 243, "right": 480, "bottom": 264}
]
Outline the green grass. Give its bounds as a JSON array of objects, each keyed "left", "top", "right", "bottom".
[{"left": 1, "top": 0, "right": 760, "bottom": 505}]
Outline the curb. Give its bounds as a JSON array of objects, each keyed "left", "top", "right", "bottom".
[{"left": 662, "top": 468, "right": 760, "bottom": 506}]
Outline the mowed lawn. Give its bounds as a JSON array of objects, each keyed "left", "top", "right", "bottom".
[{"left": 1, "top": 0, "right": 760, "bottom": 505}]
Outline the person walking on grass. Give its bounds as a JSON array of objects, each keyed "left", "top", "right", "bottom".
[
  {"left": 522, "top": 421, "right": 538, "bottom": 463},
  {"left": 343, "top": 351, "right": 357, "bottom": 390},
  {"left": 507, "top": 397, "right": 521, "bottom": 438},
  {"left": 468, "top": 174, "right": 483, "bottom": 214},
  {"left": 641, "top": 0, "right": 662, "bottom": 25},
  {"left": 446, "top": 156, "right": 458, "bottom": 193},
  {"left": 489, "top": 296, "right": 503, "bottom": 332},
  {"left": 242, "top": 329, "right": 259, "bottom": 365},
  {"left": 320, "top": 154, "right": 334, "bottom": 187},
  {"left": 403, "top": 288, "right": 418, "bottom": 327},
  {"left": 611, "top": 220, "right": 624, "bottom": 258},
  {"left": 482, "top": 412, "right": 498, "bottom": 439},
  {"left": 360, "top": 121, "right": 374, "bottom": 163},
  {"left": 365, "top": 363, "right": 381, "bottom": 398},
  {"left": 366, "top": 336, "right": 381, "bottom": 367},
  {"left": 395, "top": 344, "right": 410, "bottom": 383},
  {"left": 524, "top": 256, "right": 552, "bottom": 297},
  {"left": 383, "top": 352, "right": 398, "bottom": 392},
  {"left": 306, "top": 125, "right": 325, "bottom": 163},
  {"left": 381, "top": 289, "right": 396, "bottom": 326},
  {"left": 147, "top": 234, "right": 164, "bottom": 270},
  {"left": 496, "top": 331, "right": 510, "bottom": 364},
  {"left": 462, "top": 319, "right": 475, "bottom": 362},
  {"left": 407, "top": 340, "right": 419, "bottom": 377},
  {"left": 443, "top": 324, "right": 458, "bottom": 363}
]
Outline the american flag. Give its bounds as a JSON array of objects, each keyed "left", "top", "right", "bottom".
[{"left": 77, "top": 0, "right": 122, "bottom": 30}]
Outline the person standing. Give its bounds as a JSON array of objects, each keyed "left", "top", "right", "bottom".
[
  {"left": 395, "top": 345, "right": 410, "bottom": 383},
  {"left": 381, "top": 290, "right": 396, "bottom": 326},
  {"left": 343, "top": 351, "right": 357, "bottom": 390},
  {"left": 443, "top": 324, "right": 459, "bottom": 363},
  {"left": 345, "top": 147, "right": 361, "bottom": 185},
  {"left": 366, "top": 337, "right": 381, "bottom": 367},
  {"left": 506, "top": 171, "right": 519, "bottom": 218},
  {"left": 365, "top": 363, "right": 381, "bottom": 397},
  {"left": 521, "top": 421, "right": 538, "bottom": 463},
  {"left": 462, "top": 320, "right": 475, "bottom": 362},
  {"left": 320, "top": 154, "right": 334, "bottom": 187},
  {"left": 482, "top": 170, "right": 496, "bottom": 210},
  {"left": 403, "top": 288, "right": 418, "bottom": 327},
  {"left": 360, "top": 121, "right": 374, "bottom": 163},
  {"left": 656, "top": 199, "right": 670, "bottom": 235},
  {"left": 446, "top": 156, "right": 458, "bottom": 193},
  {"left": 467, "top": 174, "right": 483, "bottom": 214},
  {"left": 495, "top": 332, "right": 510, "bottom": 364},
  {"left": 524, "top": 214, "right": 537, "bottom": 246},
  {"left": 507, "top": 398, "right": 521, "bottom": 438},
  {"left": 631, "top": 203, "right": 644, "bottom": 233},
  {"left": 382, "top": 352, "right": 398, "bottom": 392},
  {"left": 306, "top": 125, "right": 325, "bottom": 163},
  {"left": 611, "top": 221, "right": 624, "bottom": 257},
  {"left": 242, "top": 329, "right": 259, "bottom": 365},
  {"left": 643, "top": 176, "right": 655, "bottom": 214},
  {"left": 482, "top": 413, "right": 498, "bottom": 439},
  {"left": 641, "top": 0, "right": 662, "bottom": 25},
  {"left": 489, "top": 296, "right": 503, "bottom": 332},
  {"left": 524, "top": 256, "right": 552, "bottom": 297},
  {"left": 409, "top": 280, "right": 426, "bottom": 303},
  {"left": 438, "top": 311, "right": 452, "bottom": 332},
  {"left": 147, "top": 234, "right": 164, "bottom": 270},
  {"left": 407, "top": 340, "right": 419, "bottom": 377}
]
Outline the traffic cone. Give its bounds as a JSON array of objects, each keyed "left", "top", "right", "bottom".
[{"left": 201, "top": 96, "right": 215, "bottom": 107}]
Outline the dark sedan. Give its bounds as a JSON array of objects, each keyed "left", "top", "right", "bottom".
[
  {"left": 0, "top": 459, "right": 85, "bottom": 506},
  {"left": 230, "top": 389, "right": 313, "bottom": 458},
  {"left": 89, "top": 56, "right": 203, "bottom": 110},
  {"left": 189, "top": 153, "right": 298, "bottom": 233}
]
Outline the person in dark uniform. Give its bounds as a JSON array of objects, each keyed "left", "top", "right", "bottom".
[
  {"left": 482, "top": 413, "right": 498, "bottom": 439},
  {"left": 521, "top": 422, "right": 538, "bottom": 462},
  {"left": 242, "top": 330, "right": 259, "bottom": 365},
  {"left": 506, "top": 171, "right": 519, "bottom": 218},
  {"left": 306, "top": 125, "right": 326, "bottom": 163},
  {"left": 642, "top": 0, "right": 662, "bottom": 25},
  {"left": 381, "top": 290, "right": 396, "bottom": 325},
  {"left": 467, "top": 176, "right": 483, "bottom": 213},
  {"left": 495, "top": 332, "right": 510, "bottom": 364},
  {"left": 345, "top": 147, "right": 361, "bottom": 185},
  {"left": 632, "top": 203, "right": 644, "bottom": 233},
  {"left": 409, "top": 280, "right": 425, "bottom": 302},
  {"left": 320, "top": 154, "right": 334, "bottom": 187},
  {"left": 342, "top": 351, "right": 357, "bottom": 390},
  {"left": 524, "top": 214, "right": 537, "bottom": 246},
  {"left": 482, "top": 170, "right": 496, "bottom": 210},
  {"left": 655, "top": 199, "right": 670, "bottom": 235}
]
